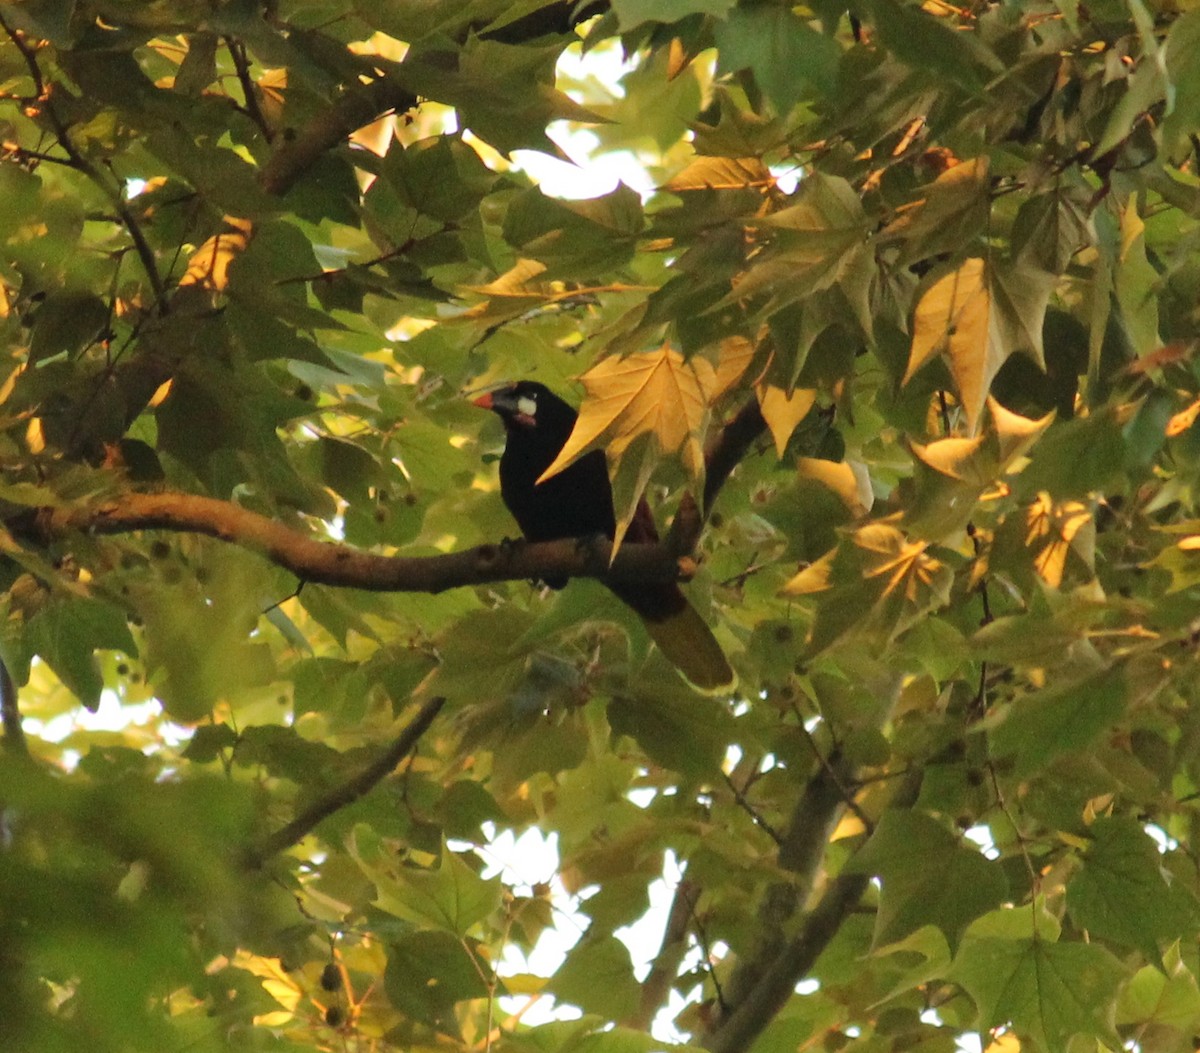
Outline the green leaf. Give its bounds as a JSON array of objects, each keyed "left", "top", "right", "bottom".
[
  {"left": 29, "top": 291, "right": 109, "bottom": 363},
  {"left": 1117, "top": 946, "right": 1200, "bottom": 1031},
  {"left": 28, "top": 597, "right": 138, "bottom": 711},
  {"left": 551, "top": 934, "right": 641, "bottom": 1020},
  {"left": 503, "top": 184, "right": 645, "bottom": 278},
  {"left": 865, "top": 0, "right": 999, "bottom": 91},
  {"left": 846, "top": 810, "right": 1007, "bottom": 949},
  {"left": 950, "top": 908, "right": 1128, "bottom": 1050},
  {"left": 384, "top": 930, "right": 490, "bottom": 1035},
  {"left": 374, "top": 843, "right": 503, "bottom": 936},
  {"left": 714, "top": 7, "right": 841, "bottom": 110},
  {"left": 989, "top": 669, "right": 1128, "bottom": 776},
  {"left": 1066, "top": 816, "right": 1200, "bottom": 961},
  {"left": 612, "top": 0, "right": 736, "bottom": 30}
]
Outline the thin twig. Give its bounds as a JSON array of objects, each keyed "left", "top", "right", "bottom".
[
  {"left": 720, "top": 770, "right": 783, "bottom": 845},
  {"left": 0, "top": 17, "right": 167, "bottom": 308},
  {"left": 246, "top": 695, "right": 445, "bottom": 865},
  {"left": 225, "top": 37, "right": 273, "bottom": 141},
  {"left": 0, "top": 656, "right": 27, "bottom": 757},
  {"left": 794, "top": 717, "right": 874, "bottom": 833},
  {"left": 689, "top": 897, "right": 728, "bottom": 1015}
]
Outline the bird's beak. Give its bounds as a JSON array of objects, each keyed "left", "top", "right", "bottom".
[{"left": 472, "top": 392, "right": 494, "bottom": 410}]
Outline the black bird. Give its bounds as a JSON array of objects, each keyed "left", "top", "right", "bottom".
[{"left": 474, "top": 380, "right": 734, "bottom": 690}]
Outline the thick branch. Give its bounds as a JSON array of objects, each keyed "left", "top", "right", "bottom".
[
  {"left": 703, "top": 873, "right": 869, "bottom": 1053},
  {"left": 14, "top": 491, "right": 695, "bottom": 591},
  {"left": 719, "top": 747, "right": 855, "bottom": 1014},
  {"left": 703, "top": 397, "right": 766, "bottom": 516},
  {"left": 260, "top": 77, "right": 417, "bottom": 196},
  {"left": 624, "top": 877, "right": 701, "bottom": 1031},
  {"left": 702, "top": 770, "right": 924, "bottom": 1053},
  {"left": 666, "top": 395, "right": 767, "bottom": 553},
  {"left": 246, "top": 695, "right": 445, "bottom": 866}
]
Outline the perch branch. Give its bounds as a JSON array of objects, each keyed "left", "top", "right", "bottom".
[
  {"left": 246, "top": 695, "right": 445, "bottom": 866},
  {"left": 13, "top": 492, "right": 697, "bottom": 591}
]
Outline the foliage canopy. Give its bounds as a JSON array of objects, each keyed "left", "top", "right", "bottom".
[{"left": 4, "top": 1, "right": 1200, "bottom": 1052}]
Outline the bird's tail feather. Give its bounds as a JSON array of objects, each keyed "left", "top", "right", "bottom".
[{"left": 643, "top": 603, "right": 735, "bottom": 693}]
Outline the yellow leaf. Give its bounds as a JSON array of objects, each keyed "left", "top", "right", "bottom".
[
  {"left": 1025, "top": 493, "right": 1093, "bottom": 587},
  {"left": 857, "top": 522, "right": 945, "bottom": 602},
  {"left": 982, "top": 1030, "right": 1023, "bottom": 1053},
  {"left": 179, "top": 217, "right": 253, "bottom": 291},
  {"left": 987, "top": 396, "right": 1055, "bottom": 467},
  {"left": 756, "top": 384, "right": 816, "bottom": 457},
  {"left": 1167, "top": 394, "right": 1200, "bottom": 437},
  {"left": 797, "top": 457, "right": 870, "bottom": 516},
  {"left": 541, "top": 347, "right": 712, "bottom": 479},
  {"left": 910, "top": 435, "right": 986, "bottom": 480},
  {"left": 781, "top": 549, "right": 835, "bottom": 595},
  {"left": 539, "top": 346, "right": 717, "bottom": 550},
  {"left": 905, "top": 258, "right": 1004, "bottom": 433},
  {"left": 463, "top": 257, "right": 549, "bottom": 297},
  {"left": 664, "top": 156, "right": 774, "bottom": 192},
  {"left": 712, "top": 335, "right": 755, "bottom": 397},
  {"left": 26, "top": 416, "right": 44, "bottom": 454}
]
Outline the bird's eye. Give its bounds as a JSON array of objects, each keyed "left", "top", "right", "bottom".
[{"left": 517, "top": 395, "right": 538, "bottom": 417}]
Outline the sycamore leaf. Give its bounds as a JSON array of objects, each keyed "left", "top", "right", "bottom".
[
  {"left": 664, "top": 156, "right": 774, "bottom": 192},
  {"left": 846, "top": 810, "right": 1006, "bottom": 949},
  {"left": 856, "top": 523, "right": 947, "bottom": 602},
  {"left": 881, "top": 157, "right": 991, "bottom": 263},
  {"left": 1024, "top": 492, "right": 1094, "bottom": 587},
  {"left": 988, "top": 396, "right": 1055, "bottom": 468},
  {"left": 539, "top": 346, "right": 716, "bottom": 548},
  {"left": 711, "top": 335, "right": 756, "bottom": 397},
  {"left": 988, "top": 669, "right": 1127, "bottom": 776},
  {"left": 950, "top": 907, "right": 1128, "bottom": 1050},
  {"left": 464, "top": 258, "right": 549, "bottom": 297},
  {"left": 756, "top": 384, "right": 816, "bottom": 456},
  {"left": 179, "top": 217, "right": 254, "bottom": 291},
  {"left": 1167, "top": 394, "right": 1200, "bottom": 437},
  {"left": 990, "top": 260, "right": 1052, "bottom": 370},
  {"left": 909, "top": 435, "right": 987, "bottom": 482},
  {"left": 783, "top": 549, "right": 835, "bottom": 595},
  {"left": 797, "top": 457, "right": 871, "bottom": 516},
  {"left": 907, "top": 257, "right": 1022, "bottom": 434},
  {"left": 1066, "top": 816, "right": 1200, "bottom": 964}
]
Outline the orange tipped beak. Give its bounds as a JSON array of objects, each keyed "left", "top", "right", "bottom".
[{"left": 472, "top": 392, "right": 494, "bottom": 409}]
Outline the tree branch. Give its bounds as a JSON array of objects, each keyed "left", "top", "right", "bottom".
[
  {"left": 719, "top": 747, "right": 857, "bottom": 1015},
  {"left": 624, "top": 877, "right": 701, "bottom": 1031},
  {"left": 0, "top": 17, "right": 167, "bottom": 308},
  {"left": 246, "top": 695, "right": 445, "bottom": 866},
  {"left": 0, "top": 656, "right": 27, "bottom": 757},
  {"left": 665, "top": 395, "right": 767, "bottom": 554},
  {"left": 702, "top": 770, "right": 924, "bottom": 1053},
  {"left": 13, "top": 491, "right": 698, "bottom": 591},
  {"left": 260, "top": 76, "right": 417, "bottom": 196},
  {"left": 702, "top": 397, "right": 766, "bottom": 517}
]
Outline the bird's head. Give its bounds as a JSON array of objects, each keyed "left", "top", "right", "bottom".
[{"left": 472, "top": 381, "right": 575, "bottom": 435}]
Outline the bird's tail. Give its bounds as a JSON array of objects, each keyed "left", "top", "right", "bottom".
[{"left": 642, "top": 601, "right": 736, "bottom": 693}]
